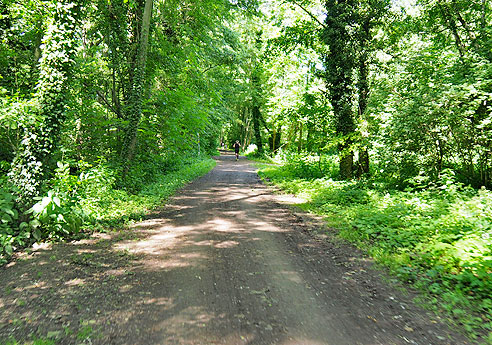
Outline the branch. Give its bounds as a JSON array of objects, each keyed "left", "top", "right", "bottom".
[
  {"left": 260, "top": 112, "right": 271, "bottom": 133},
  {"left": 437, "top": 1, "right": 465, "bottom": 58},
  {"left": 450, "top": 0, "right": 477, "bottom": 49},
  {"left": 284, "top": 0, "right": 327, "bottom": 29},
  {"left": 84, "top": 82, "right": 121, "bottom": 117},
  {"left": 96, "top": 89, "right": 121, "bottom": 117},
  {"left": 202, "top": 63, "right": 222, "bottom": 73}
]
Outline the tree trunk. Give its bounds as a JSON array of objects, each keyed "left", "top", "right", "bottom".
[
  {"left": 269, "top": 124, "right": 282, "bottom": 153},
  {"left": 357, "top": 19, "right": 371, "bottom": 176},
  {"left": 359, "top": 149, "right": 369, "bottom": 176},
  {"left": 246, "top": 109, "right": 254, "bottom": 148},
  {"left": 275, "top": 125, "right": 281, "bottom": 152},
  {"left": 289, "top": 123, "right": 297, "bottom": 151},
  {"left": 121, "top": 0, "right": 153, "bottom": 173},
  {"left": 306, "top": 120, "right": 314, "bottom": 151},
  {"left": 270, "top": 128, "right": 277, "bottom": 152},
  {"left": 251, "top": 67, "right": 263, "bottom": 154},
  {"left": 340, "top": 151, "right": 354, "bottom": 180},
  {"left": 9, "top": 1, "right": 81, "bottom": 207},
  {"left": 252, "top": 105, "right": 263, "bottom": 153},
  {"left": 323, "top": 0, "right": 356, "bottom": 180},
  {"left": 242, "top": 107, "right": 251, "bottom": 149},
  {"left": 297, "top": 122, "right": 303, "bottom": 153}
]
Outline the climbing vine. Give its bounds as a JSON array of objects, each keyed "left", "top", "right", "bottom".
[{"left": 9, "top": 1, "right": 81, "bottom": 208}]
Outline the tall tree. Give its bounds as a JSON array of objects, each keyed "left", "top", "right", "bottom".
[
  {"left": 354, "top": 0, "right": 389, "bottom": 176},
  {"left": 9, "top": 1, "right": 82, "bottom": 207},
  {"left": 322, "top": 0, "right": 357, "bottom": 179},
  {"left": 251, "top": 66, "right": 264, "bottom": 154},
  {"left": 121, "top": 0, "right": 153, "bottom": 173}
]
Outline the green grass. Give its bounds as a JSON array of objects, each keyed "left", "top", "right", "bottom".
[
  {"left": 80, "top": 157, "right": 216, "bottom": 227},
  {"left": 258, "top": 163, "right": 492, "bottom": 343},
  {"left": 0, "top": 320, "right": 101, "bottom": 345}
]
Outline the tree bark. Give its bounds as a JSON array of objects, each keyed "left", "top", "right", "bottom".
[
  {"left": 251, "top": 67, "right": 263, "bottom": 154},
  {"left": 340, "top": 150, "right": 354, "bottom": 180},
  {"left": 121, "top": 0, "right": 153, "bottom": 173},
  {"left": 357, "top": 19, "right": 370, "bottom": 176},
  {"left": 242, "top": 107, "right": 251, "bottom": 149},
  {"left": 252, "top": 105, "right": 263, "bottom": 153},
  {"left": 359, "top": 150, "right": 369, "bottom": 175},
  {"left": 322, "top": 0, "right": 356, "bottom": 180}
]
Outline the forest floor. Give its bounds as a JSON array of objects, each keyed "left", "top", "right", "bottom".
[{"left": 0, "top": 152, "right": 473, "bottom": 345}]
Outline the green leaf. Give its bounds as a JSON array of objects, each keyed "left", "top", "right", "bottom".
[
  {"left": 1, "top": 214, "right": 12, "bottom": 223},
  {"left": 2, "top": 207, "right": 15, "bottom": 217},
  {"left": 33, "top": 229, "right": 41, "bottom": 241},
  {"left": 4, "top": 244, "right": 12, "bottom": 255},
  {"left": 29, "top": 219, "right": 41, "bottom": 229}
]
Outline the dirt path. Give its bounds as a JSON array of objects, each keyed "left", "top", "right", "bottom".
[{"left": 0, "top": 152, "right": 470, "bottom": 345}]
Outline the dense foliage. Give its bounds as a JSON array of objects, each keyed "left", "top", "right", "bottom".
[{"left": 229, "top": 0, "right": 491, "bottom": 190}]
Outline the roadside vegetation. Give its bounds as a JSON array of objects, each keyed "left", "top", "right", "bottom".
[{"left": 257, "top": 151, "right": 492, "bottom": 343}]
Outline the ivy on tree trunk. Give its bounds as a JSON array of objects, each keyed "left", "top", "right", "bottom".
[
  {"left": 9, "top": 1, "right": 81, "bottom": 208},
  {"left": 322, "top": 0, "right": 357, "bottom": 180},
  {"left": 121, "top": 0, "right": 153, "bottom": 175}
]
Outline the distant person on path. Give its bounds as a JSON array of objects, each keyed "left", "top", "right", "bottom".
[{"left": 233, "top": 140, "right": 241, "bottom": 161}]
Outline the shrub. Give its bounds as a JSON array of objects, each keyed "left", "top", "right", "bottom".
[
  {"left": 25, "top": 189, "right": 84, "bottom": 241},
  {"left": 268, "top": 150, "right": 338, "bottom": 179},
  {"left": 0, "top": 187, "right": 23, "bottom": 264},
  {"left": 1, "top": 156, "right": 216, "bottom": 264}
]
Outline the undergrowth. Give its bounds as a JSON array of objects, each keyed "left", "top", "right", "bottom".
[
  {"left": 257, "top": 154, "right": 492, "bottom": 344},
  {"left": 79, "top": 156, "right": 215, "bottom": 227},
  {"left": 0, "top": 156, "right": 216, "bottom": 264}
]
